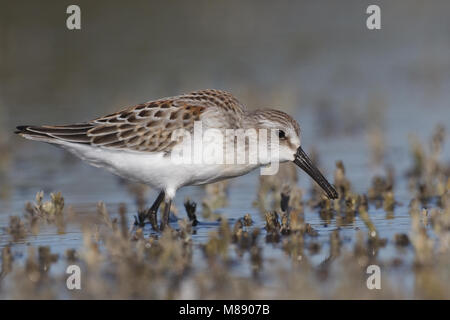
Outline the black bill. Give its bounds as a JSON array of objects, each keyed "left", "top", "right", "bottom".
[{"left": 293, "top": 147, "right": 338, "bottom": 199}]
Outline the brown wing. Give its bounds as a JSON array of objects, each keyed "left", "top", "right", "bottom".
[{"left": 15, "top": 89, "right": 244, "bottom": 153}]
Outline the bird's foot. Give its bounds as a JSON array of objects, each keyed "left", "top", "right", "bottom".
[
  {"left": 183, "top": 199, "right": 198, "bottom": 226},
  {"left": 134, "top": 208, "right": 159, "bottom": 231},
  {"left": 134, "top": 210, "right": 147, "bottom": 227}
]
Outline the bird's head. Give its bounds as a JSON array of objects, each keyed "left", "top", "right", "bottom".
[{"left": 249, "top": 109, "right": 338, "bottom": 199}]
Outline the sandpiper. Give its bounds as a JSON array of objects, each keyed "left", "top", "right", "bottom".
[{"left": 16, "top": 89, "right": 338, "bottom": 229}]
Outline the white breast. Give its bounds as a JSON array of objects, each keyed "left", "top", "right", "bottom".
[{"left": 58, "top": 140, "right": 260, "bottom": 198}]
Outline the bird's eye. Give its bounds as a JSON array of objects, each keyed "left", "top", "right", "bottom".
[{"left": 278, "top": 130, "right": 286, "bottom": 139}]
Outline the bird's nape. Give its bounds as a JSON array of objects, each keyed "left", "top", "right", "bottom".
[{"left": 293, "top": 147, "right": 338, "bottom": 199}]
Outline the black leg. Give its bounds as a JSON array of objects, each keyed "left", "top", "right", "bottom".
[
  {"left": 160, "top": 198, "right": 172, "bottom": 231},
  {"left": 150, "top": 191, "right": 165, "bottom": 212},
  {"left": 146, "top": 191, "right": 165, "bottom": 230}
]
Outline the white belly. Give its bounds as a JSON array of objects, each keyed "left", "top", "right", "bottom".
[{"left": 60, "top": 142, "right": 260, "bottom": 197}]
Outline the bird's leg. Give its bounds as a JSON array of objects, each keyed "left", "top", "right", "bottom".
[
  {"left": 145, "top": 191, "right": 165, "bottom": 230},
  {"left": 160, "top": 198, "right": 172, "bottom": 231}
]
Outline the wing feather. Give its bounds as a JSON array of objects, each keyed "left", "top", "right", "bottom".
[{"left": 15, "top": 89, "right": 245, "bottom": 153}]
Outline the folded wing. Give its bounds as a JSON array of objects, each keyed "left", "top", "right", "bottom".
[{"left": 16, "top": 89, "right": 244, "bottom": 153}]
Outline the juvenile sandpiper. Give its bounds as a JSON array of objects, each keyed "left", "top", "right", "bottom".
[{"left": 16, "top": 89, "right": 338, "bottom": 230}]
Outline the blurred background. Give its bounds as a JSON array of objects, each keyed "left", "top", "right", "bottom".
[
  {"left": 2, "top": 0, "right": 450, "bottom": 208},
  {"left": 1, "top": 0, "right": 450, "bottom": 298}
]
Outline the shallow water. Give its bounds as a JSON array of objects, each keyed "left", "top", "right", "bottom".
[{"left": 1, "top": 0, "right": 450, "bottom": 298}]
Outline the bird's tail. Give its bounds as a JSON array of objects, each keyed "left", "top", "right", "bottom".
[
  {"left": 15, "top": 125, "right": 56, "bottom": 143},
  {"left": 15, "top": 124, "right": 93, "bottom": 144}
]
